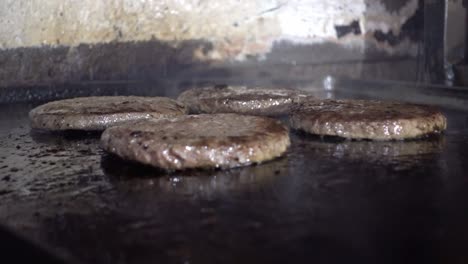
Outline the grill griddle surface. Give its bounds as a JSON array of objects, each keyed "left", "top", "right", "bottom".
[{"left": 1, "top": 81, "right": 468, "bottom": 264}]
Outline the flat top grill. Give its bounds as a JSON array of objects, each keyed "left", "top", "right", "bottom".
[{"left": 0, "top": 79, "right": 468, "bottom": 264}]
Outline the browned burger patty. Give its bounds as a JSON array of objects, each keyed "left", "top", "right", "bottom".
[
  {"left": 101, "top": 114, "right": 290, "bottom": 170},
  {"left": 290, "top": 99, "right": 447, "bottom": 140},
  {"left": 29, "top": 96, "right": 187, "bottom": 131},
  {"left": 177, "top": 85, "right": 309, "bottom": 116}
]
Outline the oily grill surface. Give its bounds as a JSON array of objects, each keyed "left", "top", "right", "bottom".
[{"left": 0, "top": 83, "right": 468, "bottom": 264}]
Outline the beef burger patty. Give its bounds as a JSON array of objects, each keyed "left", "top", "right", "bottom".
[
  {"left": 290, "top": 99, "right": 447, "bottom": 140},
  {"left": 177, "top": 85, "right": 309, "bottom": 116},
  {"left": 101, "top": 114, "right": 290, "bottom": 170},
  {"left": 29, "top": 96, "right": 186, "bottom": 131}
]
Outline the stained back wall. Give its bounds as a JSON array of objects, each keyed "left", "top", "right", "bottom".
[{"left": 0, "top": 0, "right": 424, "bottom": 87}]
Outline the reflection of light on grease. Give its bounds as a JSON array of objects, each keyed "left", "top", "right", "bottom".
[
  {"left": 393, "top": 123, "right": 403, "bottom": 135},
  {"left": 103, "top": 155, "right": 289, "bottom": 196},
  {"left": 184, "top": 146, "right": 194, "bottom": 151},
  {"left": 296, "top": 134, "right": 445, "bottom": 168}
]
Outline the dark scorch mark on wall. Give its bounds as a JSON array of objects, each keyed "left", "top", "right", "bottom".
[
  {"left": 335, "top": 20, "right": 362, "bottom": 38},
  {"left": 373, "top": 0, "right": 423, "bottom": 46}
]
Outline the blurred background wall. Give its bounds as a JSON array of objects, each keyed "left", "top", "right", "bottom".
[{"left": 0, "top": 0, "right": 459, "bottom": 87}]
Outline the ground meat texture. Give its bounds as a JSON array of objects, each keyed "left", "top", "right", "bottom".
[
  {"left": 29, "top": 96, "right": 187, "bottom": 131},
  {"left": 177, "top": 85, "right": 310, "bottom": 116},
  {"left": 100, "top": 114, "right": 290, "bottom": 170},
  {"left": 290, "top": 99, "right": 447, "bottom": 140}
]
